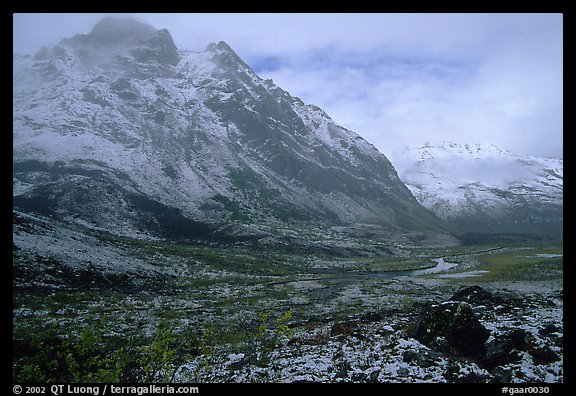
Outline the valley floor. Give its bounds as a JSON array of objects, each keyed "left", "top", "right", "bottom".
[{"left": 12, "top": 212, "right": 563, "bottom": 383}]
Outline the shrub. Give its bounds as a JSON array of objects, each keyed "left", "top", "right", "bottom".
[{"left": 13, "top": 322, "right": 194, "bottom": 383}]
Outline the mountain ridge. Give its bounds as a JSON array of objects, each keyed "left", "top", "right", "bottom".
[
  {"left": 390, "top": 142, "right": 563, "bottom": 236},
  {"left": 13, "top": 17, "right": 450, "bottom": 244}
]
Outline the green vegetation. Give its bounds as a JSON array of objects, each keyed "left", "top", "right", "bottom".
[
  {"left": 13, "top": 321, "right": 194, "bottom": 383},
  {"left": 255, "top": 310, "right": 294, "bottom": 363},
  {"left": 212, "top": 194, "right": 252, "bottom": 222},
  {"left": 472, "top": 246, "right": 563, "bottom": 282},
  {"left": 13, "top": 307, "right": 295, "bottom": 382}
]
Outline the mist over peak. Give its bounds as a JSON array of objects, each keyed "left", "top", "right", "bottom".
[
  {"left": 89, "top": 16, "right": 156, "bottom": 41},
  {"left": 392, "top": 142, "right": 562, "bottom": 235},
  {"left": 33, "top": 16, "right": 180, "bottom": 68}
]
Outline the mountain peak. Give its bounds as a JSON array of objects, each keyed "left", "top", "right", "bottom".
[
  {"left": 214, "top": 41, "right": 234, "bottom": 51},
  {"left": 88, "top": 16, "right": 156, "bottom": 43},
  {"left": 59, "top": 16, "right": 156, "bottom": 48},
  {"left": 54, "top": 16, "right": 179, "bottom": 67},
  {"left": 205, "top": 40, "right": 253, "bottom": 73},
  {"left": 14, "top": 21, "right": 449, "bottom": 237},
  {"left": 393, "top": 142, "right": 563, "bottom": 235}
]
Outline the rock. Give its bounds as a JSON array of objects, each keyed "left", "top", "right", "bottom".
[
  {"left": 531, "top": 346, "right": 560, "bottom": 365},
  {"left": 402, "top": 349, "right": 441, "bottom": 368},
  {"left": 482, "top": 336, "right": 522, "bottom": 369},
  {"left": 491, "top": 367, "right": 513, "bottom": 383},
  {"left": 480, "top": 328, "right": 560, "bottom": 369},
  {"left": 443, "top": 361, "right": 490, "bottom": 383},
  {"left": 450, "top": 286, "right": 528, "bottom": 314},
  {"left": 538, "top": 324, "right": 563, "bottom": 348},
  {"left": 368, "top": 370, "right": 381, "bottom": 383},
  {"left": 408, "top": 301, "right": 490, "bottom": 359},
  {"left": 539, "top": 323, "right": 561, "bottom": 336},
  {"left": 226, "top": 353, "right": 248, "bottom": 370},
  {"left": 508, "top": 329, "right": 535, "bottom": 351},
  {"left": 450, "top": 286, "right": 497, "bottom": 305}
]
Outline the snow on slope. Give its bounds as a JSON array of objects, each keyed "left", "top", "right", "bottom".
[
  {"left": 388, "top": 142, "right": 563, "bottom": 233},
  {"left": 14, "top": 17, "right": 445, "bottom": 238}
]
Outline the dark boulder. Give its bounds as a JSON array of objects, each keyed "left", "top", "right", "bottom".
[
  {"left": 450, "top": 285, "right": 501, "bottom": 305},
  {"left": 408, "top": 301, "right": 490, "bottom": 359},
  {"left": 482, "top": 336, "right": 522, "bottom": 369},
  {"left": 480, "top": 328, "right": 560, "bottom": 370},
  {"left": 531, "top": 347, "right": 560, "bottom": 365},
  {"left": 539, "top": 323, "right": 561, "bottom": 336},
  {"left": 538, "top": 323, "right": 563, "bottom": 348},
  {"left": 491, "top": 367, "right": 513, "bottom": 383},
  {"left": 508, "top": 328, "right": 534, "bottom": 350}
]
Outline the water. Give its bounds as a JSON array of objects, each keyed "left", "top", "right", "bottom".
[
  {"left": 410, "top": 258, "right": 459, "bottom": 276},
  {"left": 305, "top": 257, "right": 463, "bottom": 303},
  {"left": 309, "top": 257, "right": 461, "bottom": 281}
]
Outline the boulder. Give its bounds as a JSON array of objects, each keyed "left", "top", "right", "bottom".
[
  {"left": 480, "top": 328, "right": 560, "bottom": 369},
  {"left": 531, "top": 347, "right": 560, "bottom": 365},
  {"left": 450, "top": 285, "right": 500, "bottom": 305},
  {"left": 482, "top": 336, "right": 522, "bottom": 369},
  {"left": 408, "top": 301, "right": 490, "bottom": 359}
]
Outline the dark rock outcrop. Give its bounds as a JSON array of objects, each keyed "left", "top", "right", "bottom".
[
  {"left": 450, "top": 285, "right": 501, "bottom": 305},
  {"left": 481, "top": 328, "right": 560, "bottom": 369},
  {"left": 408, "top": 301, "right": 490, "bottom": 359}
]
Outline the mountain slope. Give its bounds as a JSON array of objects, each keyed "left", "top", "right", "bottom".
[
  {"left": 390, "top": 143, "right": 563, "bottom": 236},
  {"left": 13, "top": 17, "right": 448, "bottom": 242}
]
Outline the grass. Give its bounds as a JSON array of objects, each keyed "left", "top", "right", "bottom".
[{"left": 452, "top": 246, "right": 563, "bottom": 282}]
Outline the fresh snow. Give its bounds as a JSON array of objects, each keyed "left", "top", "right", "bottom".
[{"left": 389, "top": 142, "right": 563, "bottom": 224}]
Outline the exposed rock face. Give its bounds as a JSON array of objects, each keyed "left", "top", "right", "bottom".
[
  {"left": 450, "top": 285, "right": 504, "bottom": 305},
  {"left": 482, "top": 328, "right": 560, "bottom": 370}
]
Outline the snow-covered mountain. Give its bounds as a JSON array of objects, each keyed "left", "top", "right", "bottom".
[
  {"left": 389, "top": 143, "right": 563, "bottom": 236},
  {"left": 13, "top": 17, "right": 447, "bottom": 241}
]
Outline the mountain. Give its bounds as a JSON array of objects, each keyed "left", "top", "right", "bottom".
[
  {"left": 13, "top": 17, "right": 448, "bottom": 244},
  {"left": 389, "top": 143, "right": 563, "bottom": 237}
]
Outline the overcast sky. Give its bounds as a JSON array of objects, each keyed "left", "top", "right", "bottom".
[{"left": 13, "top": 13, "right": 563, "bottom": 159}]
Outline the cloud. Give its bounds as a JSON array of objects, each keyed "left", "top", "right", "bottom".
[
  {"left": 13, "top": 13, "right": 563, "bottom": 159},
  {"left": 252, "top": 14, "right": 563, "bottom": 159}
]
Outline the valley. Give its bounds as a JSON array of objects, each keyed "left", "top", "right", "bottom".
[
  {"left": 13, "top": 211, "right": 563, "bottom": 383},
  {"left": 12, "top": 16, "right": 563, "bottom": 384}
]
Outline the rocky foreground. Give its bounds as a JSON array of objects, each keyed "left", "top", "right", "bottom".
[
  {"left": 176, "top": 284, "right": 563, "bottom": 383},
  {"left": 13, "top": 211, "right": 563, "bottom": 383}
]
